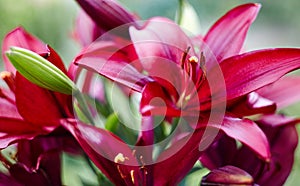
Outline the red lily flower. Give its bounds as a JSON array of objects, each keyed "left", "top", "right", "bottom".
[
  {"left": 200, "top": 76, "right": 300, "bottom": 186},
  {"left": 75, "top": 3, "right": 300, "bottom": 115},
  {"left": 0, "top": 27, "right": 75, "bottom": 147},
  {"left": 74, "top": 3, "right": 300, "bottom": 161}
]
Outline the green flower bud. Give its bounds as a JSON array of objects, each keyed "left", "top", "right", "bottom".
[{"left": 6, "top": 47, "right": 77, "bottom": 95}]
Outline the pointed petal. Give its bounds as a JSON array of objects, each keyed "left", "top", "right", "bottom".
[
  {"left": 2, "top": 27, "right": 47, "bottom": 73},
  {"left": 0, "top": 117, "right": 46, "bottom": 149},
  {"left": 209, "top": 116, "right": 270, "bottom": 160},
  {"left": 75, "top": 0, "right": 137, "bottom": 33},
  {"left": 130, "top": 17, "right": 195, "bottom": 66},
  {"left": 73, "top": 10, "right": 104, "bottom": 47},
  {"left": 62, "top": 119, "right": 139, "bottom": 185},
  {"left": 203, "top": 3, "right": 260, "bottom": 65},
  {"left": 0, "top": 90, "right": 21, "bottom": 119},
  {"left": 153, "top": 127, "right": 208, "bottom": 185},
  {"left": 15, "top": 73, "right": 63, "bottom": 127},
  {"left": 255, "top": 120, "right": 298, "bottom": 185},
  {"left": 201, "top": 48, "right": 300, "bottom": 105},
  {"left": 74, "top": 41, "right": 150, "bottom": 92},
  {"left": 257, "top": 76, "right": 300, "bottom": 109},
  {"left": 230, "top": 92, "right": 276, "bottom": 116}
]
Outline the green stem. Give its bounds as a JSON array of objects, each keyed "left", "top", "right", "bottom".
[{"left": 73, "top": 88, "right": 95, "bottom": 125}]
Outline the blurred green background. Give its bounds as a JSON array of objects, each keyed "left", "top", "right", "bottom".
[{"left": 0, "top": 0, "right": 300, "bottom": 185}]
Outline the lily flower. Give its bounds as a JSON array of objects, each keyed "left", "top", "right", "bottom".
[
  {"left": 74, "top": 3, "right": 300, "bottom": 161},
  {"left": 0, "top": 27, "right": 80, "bottom": 185},
  {"left": 200, "top": 76, "right": 300, "bottom": 186}
]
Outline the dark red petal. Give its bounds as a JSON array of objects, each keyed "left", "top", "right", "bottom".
[
  {"left": 233, "top": 115, "right": 299, "bottom": 186},
  {"left": 75, "top": 0, "right": 137, "bottom": 33},
  {"left": 258, "top": 114, "right": 300, "bottom": 128},
  {"left": 15, "top": 73, "right": 63, "bottom": 127},
  {"left": 203, "top": 3, "right": 260, "bottom": 66},
  {"left": 201, "top": 48, "right": 300, "bottom": 106},
  {"left": 201, "top": 165, "right": 254, "bottom": 185},
  {"left": 62, "top": 119, "right": 139, "bottom": 185},
  {"left": 75, "top": 41, "right": 150, "bottom": 92},
  {"left": 135, "top": 116, "right": 154, "bottom": 165},
  {"left": 257, "top": 76, "right": 300, "bottom": 109},
  {"left": 255, "top": 121, "right": 298, "bottom": 185},
  {"left": 199, "top": 135, "right": 238, "bottom": 170},
  {"left": 0, "top": 173, "right": 22, "bottom": 186},
  {"left": 10, "top": 153, "right": 61, "bottom": 186},
  {"left": 2, "top": 27, "right": 47, "bottom": 74},
  {"left": 140, "top": 82, "right": 181, "bottom": 117},
  {"left": 230, "top": 92, "right": 276, "bottom": 117},
  {"left": 209, "top": 116, "right": 270, "bottom": 160},
  {"left": 0, "top": 117, "right": 47, "bottom": 149},
  {"left": 154, "top": 127, "right": 207, "bottom": 185},
  {"left": 45, "top": 46, "right": 73, "bottom": 118}
]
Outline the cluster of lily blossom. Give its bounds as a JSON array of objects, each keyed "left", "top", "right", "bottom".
[{"left": 1, "top": 0, "right": 300, "bottom": 185}]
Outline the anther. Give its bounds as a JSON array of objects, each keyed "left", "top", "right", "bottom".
[
  {"left": 180, "top": 46, "right": 191, "bottom": 68},
  {"left": 114, "top": 153, "right": 129, "bottom": 164},
  {"left": 188, "top": 56, "right": 199, "bottom": 63}
]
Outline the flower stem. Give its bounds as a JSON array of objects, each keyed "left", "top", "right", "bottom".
[{"left": 73, "top": 88, "right": 95, "bottom": 125}]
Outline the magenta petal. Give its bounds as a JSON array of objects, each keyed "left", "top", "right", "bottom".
[
  {"left": 210, "top": 116, "right": 270, "bottom": 160},
  {"left": 62, "top": 119, "right": 139, "bottom": 185},
  {"left": 0, "top": 91, "right": 21, "bottom": 119},
  {"left": 0, "top": 118, "right": 46, "bottom": 149},
  {"left": 203, "top": 3, "right": 260, "bottom": 65},
  {"left": 75, "top": 0, "right": 137, "bottom": 32},
  {"left": 73, "top": 10, "right": 104, "bottom": 47},
  {"left": 130, "top": 17, "right": 195, "bottom": 66},
  {"left": 204, "top": 48, "right": 300, "bottom": 103},
  {"left": 2, "top": 27, "right": 47, "bottom": 73},
  {"left": 257, "top": 76, "right": 300, "bottom": 109},
  {"left": 75, "top": 41, "right": 150, "bottom": 92}
]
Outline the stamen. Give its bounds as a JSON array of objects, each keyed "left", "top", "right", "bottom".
[
  {"left": 180, "top": 46, "right": 191, "bottom": 69},
  {"left": 200, "top": 52, "right": 207, "bottom": 77},
  {"left": 0, "top": 71, "right": 15, "bottom": 92},
  {"left": 114, "top": 153, "right": 130, "bottom": 179},
  {"left": 130, "top": 170, "right": 135, "bottom": 184}
]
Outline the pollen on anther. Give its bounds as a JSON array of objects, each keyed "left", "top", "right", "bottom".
[
  {"left": 114, "top": 153, "right": 129, "bottom": 163},
  {"left": 188, "top": 56, "right": 199, "bottom": 63}
]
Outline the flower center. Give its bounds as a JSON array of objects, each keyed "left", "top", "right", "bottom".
[{"left": 177, "top": 48, "right": 206, "bottom": 108}]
